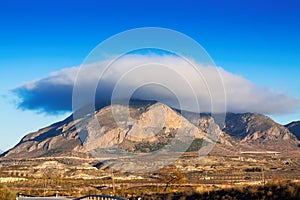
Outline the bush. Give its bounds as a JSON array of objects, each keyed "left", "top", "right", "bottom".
[{"left": 244, "top": 167, "right": 262, "bottom": 172}]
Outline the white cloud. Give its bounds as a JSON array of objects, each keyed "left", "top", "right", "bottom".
[{"left": 13, "top": 54, "right": 300, "bottom": 115}]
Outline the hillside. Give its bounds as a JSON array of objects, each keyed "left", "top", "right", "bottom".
[{"left": 285, "top": 121, "right": 300, "bottom": 140}]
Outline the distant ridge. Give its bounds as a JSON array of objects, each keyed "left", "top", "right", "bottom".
[
  {"left": 224, "top": 112, "right": 297, "bottom": 142},
  {"left": 285, "top": 121, "right": 300, "bottom": 140}
]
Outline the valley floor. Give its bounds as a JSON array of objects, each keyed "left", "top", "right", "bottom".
[{"left": 0, "top": 151, "right": 299, "bottom": 199}]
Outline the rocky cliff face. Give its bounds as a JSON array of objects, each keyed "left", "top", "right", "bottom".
[
  {"left": 285, "top": 121, "right": 300, "bottom": 140},
  {"left": 2, "top": 103, "right": 299, "bottom": 159},
  {"left": 83, "top": 102, "right": 208, "bottom": 153}
]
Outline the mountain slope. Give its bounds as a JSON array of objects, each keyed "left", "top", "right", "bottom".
[
  {"left": 2, "top": 114, "right": 82, "bottom": 158},
  {"left": 224, "top": 113, "right": 297, "bottom": 142},
  {"left": 285, "top": 121, "right": 300, "bottom": 140}
]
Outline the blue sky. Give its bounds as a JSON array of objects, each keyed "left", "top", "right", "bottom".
[{"left": 0, "top": 0, "right": 300, "bottom": 151}]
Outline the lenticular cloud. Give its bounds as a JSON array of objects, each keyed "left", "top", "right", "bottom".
[{"left": 12, "top": 54, "right": 300, "bottom": 115}]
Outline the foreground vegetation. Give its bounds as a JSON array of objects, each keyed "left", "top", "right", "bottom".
[
  {"left": 130, "top": 181, "right": 300, "bottom": 200},
  {"left": 1, "top": 154, "right": 299, "bottom": 199},
  {"left": 1, "top": 180, "right": 299, "bottom": 199}
]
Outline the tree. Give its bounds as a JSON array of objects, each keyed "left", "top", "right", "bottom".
[{"left": 159, "top": 166, "right": 186, "bottom": 192}]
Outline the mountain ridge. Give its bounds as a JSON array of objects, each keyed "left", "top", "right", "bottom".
[{"left": 2, "top": 102, "right": 299, "bottom": 159}]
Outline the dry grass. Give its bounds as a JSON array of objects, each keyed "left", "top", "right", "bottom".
[
  {"left": 129, "top": 181, "right": 300, "bottom": 200},
  {"left": 0, "top": 184, "right": 16, "bottom": 200}
]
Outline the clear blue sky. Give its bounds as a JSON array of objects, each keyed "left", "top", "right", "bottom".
[{"left": 0, "top": 0, "right": 300, "bottom": 151}]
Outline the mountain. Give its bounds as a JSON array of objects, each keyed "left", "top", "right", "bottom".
[
  {"left": 220, "top": 113, "right": 299, "bottom": 154},
  {"left": 285, "top": 121, "right": 300, "bottom": 140},
  {"left": 224, "top": 113, "right": 297, "bottom": 142},
  {"left": 2, "top": 102, "right": 299, "bottom": 159},
  {"left": 2, "top": 102, "right": 216, "bottom": 159}
]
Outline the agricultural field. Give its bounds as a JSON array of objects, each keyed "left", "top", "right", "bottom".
[{"left": 0, "top": 152, "right": 299, "bottom": 199}]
